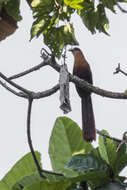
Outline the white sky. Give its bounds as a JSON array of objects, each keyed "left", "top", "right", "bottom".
[{"left": 1, "top": 0, "right": 127, "bottom": 179}]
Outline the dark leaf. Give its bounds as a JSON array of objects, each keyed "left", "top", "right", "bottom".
[
  {"left": 95, "top": 182, "right": 126, "bottom": 190},
  {"left": 4, "top": 0, "right": 22, "bottom": 21},
  {"left": 66, "top": 154, "right": 108, "bottom": 173}
]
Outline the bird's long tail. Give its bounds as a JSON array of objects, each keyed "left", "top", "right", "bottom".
[{"left": 81, "top": 95, "right": 96, "bottom": 142}]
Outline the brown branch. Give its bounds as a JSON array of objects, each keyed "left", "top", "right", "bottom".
[
  {"left": 6, "top": 54, "right": 127, "bottom": 100},
  {"left": 47, "top": 60, "right": 127, "bottom": 99}
]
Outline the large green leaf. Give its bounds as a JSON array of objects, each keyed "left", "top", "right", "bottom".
[
  {"left": 4, "top": 0, "right": 22, "bottom": 21},
  {"left": 49, "top": 117, "right": 93, "bottom": 173},
  {"left": 0, "top": 181, "right": 11, "bottom": 190},
  {"left": 2, "top": 152, "right": 41, "bottom": 189},
  {"left": 98, "top": 130, "right": 117, "bottom": 171},
  {"left": 13, "top": 172, "right": 71, "bottom": 190}
]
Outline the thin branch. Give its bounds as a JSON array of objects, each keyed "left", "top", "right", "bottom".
[
  {"left": 32, "top": 84, "right": 60, "bottom": 99},
  {"left": 41, "top": 169, "right": 63, "bottom": 176},
  {"left": 96, "top": 129, "right": 121, "bottom": 143},
  {"left": 0, "top": 72, "right": 31, "bottom": 95},
  {"left": 114, "top": 63, "right": 127, "bottom": 76},
  {"left": 8, "top": 62, "right": 47, "bottom": 80},
  {"left": 27, "top": 98, "right": 46, "bottom": 178},
  {"left": 116, "top": 2, "right": 127, "bottom": 13},
  {"left": 0, "top": 80, "right": 27, "bottom": 98}
]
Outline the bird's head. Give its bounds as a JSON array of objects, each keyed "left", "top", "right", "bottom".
[{"left": 69, "top": 47, "right": 81, "bottom": 55}]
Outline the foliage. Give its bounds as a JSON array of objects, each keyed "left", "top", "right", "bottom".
[
  {"left": 1, "top": 117, "right": 127, "bottom": 190},
  {"left": 1, "top": 0, "right": 127, "bottom": 57},
  {"left": 30, "top": 0, "right": 127, "bottom": 57},
  {"left": 0, "top": 0, "right": 22, "bottom": 21}
]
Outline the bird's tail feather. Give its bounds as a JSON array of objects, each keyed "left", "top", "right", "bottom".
[{"left": 81, "top": 95, "right": 96, "bottom": 142}]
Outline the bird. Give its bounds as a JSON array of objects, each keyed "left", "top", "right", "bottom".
[{"left": 69, "top": 47, "right": 96, "bottom": 142}]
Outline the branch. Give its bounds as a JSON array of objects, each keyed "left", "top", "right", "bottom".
[
  {"left": 27, "top": 97, "right": 63, "bottom": 177},
  {"left": 114, "top": 63, "right": 127, "bottom": 76},
  {"left": 0, "top": 72, "right": 31, "bottom": 95},
  {"left": 0, "top": 80, "right": 27, "bottom": 98},
  {"left": 116, "top": 2, "right": 127, "bottom": 13},
  {"left": 27, "top": 98, "right": 46, "bottom": 178},
  {"left": 32, "top": 84, "right": 60, "bottom": 99},
  {"left": 47, "top": 59, "right": 127, "bottom": 99},
  {"left": 96, "top": 129, "right": 121, "bottom": 143},
  {"left": 8, "top": 61, "right": 47, "bottom": 80}
]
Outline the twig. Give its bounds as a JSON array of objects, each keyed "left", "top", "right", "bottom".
[
  {"left": 8, "top": 62, "right": 47, "bottom": 80},
  {"left": 27, "top": 98, "right": 46, "bottom": 178},
  {"left": 116, "top": 2, "right": 127, "bottom": 13},
  {"left": 114, "top": 63, "right": 127, "bottom": 76},
  {"left": 116, "top": 131, "right": 127, "bottom": 152},
  {"left": 0, "top": 80, "right": 27, "bottom": 98},
  {"left": 0, "top": 72, "right": 31, "bottom": 95},
  {"left": 32, "top": 84, "right": 60, "bottom": 99},
  {"left": 96, "top": 129, "right": 121, "bottom": 143},
  {"left": 41, "top": 169, "right": 63, "bottom": 176}
]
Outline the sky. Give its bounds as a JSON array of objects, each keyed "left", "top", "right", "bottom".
[{"left": 0, "top": 0, "right": 127, "bottom": 179}]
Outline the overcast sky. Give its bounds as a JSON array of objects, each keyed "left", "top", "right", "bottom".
[{"left": 0, "top": 0, "right": 127, "bottom": 179}]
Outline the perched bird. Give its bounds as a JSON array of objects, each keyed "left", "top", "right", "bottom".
[{"left": 69, "top": 48, "right": 96, "bottom": 142}]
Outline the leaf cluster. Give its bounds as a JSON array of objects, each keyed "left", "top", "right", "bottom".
[
  {"left": 30, "top": 0, "right": 127, "bottom": 58},
  {"left": 1, "top": 117, "right": 127, "bottom": 190}
]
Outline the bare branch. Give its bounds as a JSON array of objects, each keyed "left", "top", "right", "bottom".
[
  {"left": 0, "top": 72, "right": 31, "bottom": 95},
  {"left": 9, "top": 61, "right": 47, "bottom": 80},
  {"left": 114, "top": 63, "right": 127, "bottom": 76},
  {"left": 0, "top": 80, "right": 27, "bottom": 98},
  {"left": 27, "top": 98, "right": 46, "bottom": 178},
  {"left": 32, "top": 84, "right": 60, "bottom": 99},
  {"left": 96, "top": 129, "right": 121, "bottom": 143},
  {"left": 116, "top": 2, "right": 127, "bottom": 13}
]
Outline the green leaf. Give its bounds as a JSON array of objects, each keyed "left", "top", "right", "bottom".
[
  {"left": 44, "top": 23, "right": 78, "bottom": 58},
  {"left": 0, "top": 181, "right": 11, "bottom": 190},
  {"left": 79, "top": 4, "right": 109, "bottom": 35},
  {"left": 49, "top": 117, "right": 93, "bottom": 173},
  {"left": 64, "top": 0, "right": 94, "bottom": 10},
  {"left": 66, "top": 154, "right": 108, "bottom": 173},
  {"left": 66, "top": 154, "right": 110, "bottom": 189},
  {"left": 100, "top": 0, "right": 116, "bottom": 12},
  {"left": 95, "top": 182, "right": 126, "bottom": 190},
  {"left": 96, "top": 4, "right": 109, "bottom": 35},
  {"left": 4, "top": 0, "right": 22, "bottom": 21},
  {"left": 64, "top": 0, "right": 85, "bottom": 9},
  {"left": 14, "top": 172, "right": 71, "bottom": 190},
  {"left": 114, "top": 153, "right": 127, "bottom": 175},
  {"left": 98, "top": 130, "right": 117, "bottom": 171},
  {"left": 2, "top": 152, "right": 41, "bottom": 189},
  {"left": 78, "top": 8, "right": 97, "bottom": 34}
]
